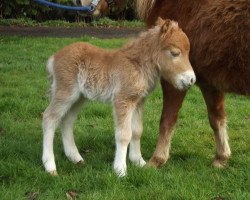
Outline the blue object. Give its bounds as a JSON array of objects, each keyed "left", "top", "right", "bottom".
[{"left": 33, "top": 0, "right": 95, "bottom": 12}]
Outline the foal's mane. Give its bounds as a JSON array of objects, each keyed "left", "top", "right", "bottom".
[
  {"left": 120, "top": 19, "right": 179, "bottom": 59},
  {"left": 120, "top": 25, "right": 161, "bottom": 61}
]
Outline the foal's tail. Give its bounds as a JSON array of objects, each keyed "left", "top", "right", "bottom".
[
  {"left": 135, "top": 0, "right": 156, "bottom": 20},
  {"left": 46, "top": 56, "right": 55, "bottom": 99}
]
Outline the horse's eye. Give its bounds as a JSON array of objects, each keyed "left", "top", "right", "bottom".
[{"left": 171, "top": 51, "right": 181, "bottom": 57}]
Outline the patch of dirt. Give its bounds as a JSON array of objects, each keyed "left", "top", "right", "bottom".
[{"left": 0, "top": 26, "right": 145, "bottom": 38}]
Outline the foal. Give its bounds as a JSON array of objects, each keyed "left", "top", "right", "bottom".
[{"left": 42, "top": 18, "right": 195, "bottom": 177}]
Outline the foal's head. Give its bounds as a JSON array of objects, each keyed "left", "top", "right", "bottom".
[{"left": 156, "top": 18, "right": 196, "bottom": 90}]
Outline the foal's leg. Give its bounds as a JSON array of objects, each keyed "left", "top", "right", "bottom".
[
  {"left": 148, "top": 80, "right": 186, "bottom": 168},
  {"left": 61, "top": 97, "right": 85, "bottom": 164},
  {"left": 42, "top": 90, "right": 79, "bottom": 175},
  {"left": 129, "top": 100, "right": 146, "bottom": 167},
  {"left": 113, "top": 99, "right": 136, "bottom": 177},
  {"left": 200, "top": 85, "right": 231, "bottom": 168}
]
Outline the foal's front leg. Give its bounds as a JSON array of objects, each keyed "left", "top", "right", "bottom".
[{"left": 113, "top": 99, "right": 135, "bottom": 177}]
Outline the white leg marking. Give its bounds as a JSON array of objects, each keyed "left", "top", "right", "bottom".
[
  {"left": 114, "top": 136, "right": 129, "bottom": 177},
  {"left": 213, "top": 121, "right": 231, "bottom": 168},
  {"left": 42, "top": 115, "right": 57, "bottom": 173},
  {"left": 216, "top": 122, "right": 231, "bottom": 158},
  {"left": 211, "top": 120, "right": 231, "bottom": 168}
]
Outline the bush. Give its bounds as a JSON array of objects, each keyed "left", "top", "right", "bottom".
[{"left": 0, "top": 0, "right": 137, "bottom": 21}]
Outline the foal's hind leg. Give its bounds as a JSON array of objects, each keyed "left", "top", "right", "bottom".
[
  {"left": 61, "top": 97, "right": 85, "bottom": 164},
  {"left": 42, "top": 90, "right": 80, "bottom": 175},
  {"left": 200, "top": 85, "right": 231, "bottom": 168},
  {"left": 129, "top": 100, "right": 146, "bottom": 167}
]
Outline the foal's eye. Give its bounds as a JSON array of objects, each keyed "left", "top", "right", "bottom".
[{"left": 171, "top": 51, "right": 181, "bottom": 57}]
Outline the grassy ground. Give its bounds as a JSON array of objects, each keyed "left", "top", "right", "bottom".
[{"left": 0, "top": 36, "right": 249, "bottom": 200}]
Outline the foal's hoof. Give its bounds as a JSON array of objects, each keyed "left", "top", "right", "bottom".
[
  {"left": 49, "top": 170, "right": 58, "bottom": 176},
  {"left": 146, "top": 156, "right": 167, "bottom": 168},
  {"left": 212, "top": 159, "right": 228, "bottom": 168},
  {"left": 77, "top": 160, "right": 85, "bottom": 166}
]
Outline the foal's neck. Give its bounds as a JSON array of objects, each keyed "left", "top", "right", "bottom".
[{"left": 120, "top": 27, "right": 160, "bottom": 69}]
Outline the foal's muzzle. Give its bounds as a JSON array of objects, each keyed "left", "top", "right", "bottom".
[{"left": 175, "top": 70, "right": 196, "bottom": 90}]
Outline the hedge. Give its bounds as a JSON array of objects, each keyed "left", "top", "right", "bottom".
[{"left": 0, "top": 0, "right": 136, "bottom": 21}]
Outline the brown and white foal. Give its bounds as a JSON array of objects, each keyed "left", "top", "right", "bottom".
[{"left": 42, "top": 18, "right": 195, "bottom": 177}]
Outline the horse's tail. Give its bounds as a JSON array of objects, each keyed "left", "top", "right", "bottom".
[{"left": 136, "top": 0, "right": 156, "bottom": 20}]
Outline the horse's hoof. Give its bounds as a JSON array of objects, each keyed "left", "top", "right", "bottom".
[
  {"left": 77, "top": 160, "right": 85, "bottom": 166},
  {"left": 145, "top": 161, "right": 157, "bottom": 168},
  {"left": 49, "top": 170, "right": 58, "bottom": 176}
]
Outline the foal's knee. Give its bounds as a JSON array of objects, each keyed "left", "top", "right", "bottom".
[{"left": 115, "top": 129, "right": 132, "bottom": 145}]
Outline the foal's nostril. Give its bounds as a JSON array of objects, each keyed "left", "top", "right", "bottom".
[{"left": 190, "top": 77, "right": 195, "bottom": 84}]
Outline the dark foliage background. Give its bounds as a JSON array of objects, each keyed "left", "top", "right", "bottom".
[{"left": 0, "top": 0, "right": 137, "bottom": 21}]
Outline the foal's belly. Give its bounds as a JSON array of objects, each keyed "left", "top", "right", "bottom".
[
  {"left": 80, "top": 84, "right": 116, "bottom": 103},
  {"left": 77, "top": 71, "right": 118, "bottom": 103}
]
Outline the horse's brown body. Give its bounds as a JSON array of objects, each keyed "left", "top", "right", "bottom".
[{"left": 140, "top": 0, "right": 250, "bottom": 167}]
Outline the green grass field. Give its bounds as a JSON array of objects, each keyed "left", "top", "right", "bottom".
[{"left": 0, "top": 36, "right": 249, "bottom": 200}]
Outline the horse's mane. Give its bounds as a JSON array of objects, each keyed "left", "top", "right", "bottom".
[{"left": 136, "top": 0, "right": 156, "bottom": 20}]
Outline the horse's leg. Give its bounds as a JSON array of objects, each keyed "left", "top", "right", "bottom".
[
  {"left": 148, "top": 80, "right": 186, "bottom": 168},
  {"left": 61, "top": 97, "right": 85, "bottom": 164},
  {"left": 113, "top": 99, "right": 135, "bottom": 177},
  {"left": 42, "top": 90, "right": 80, "bottom": 175},
  {"left": 129, "top": 100, "right": 146, "bottom": 167},
  {"left": 200, "top": 85, "right": 231, "bottom": 168}
]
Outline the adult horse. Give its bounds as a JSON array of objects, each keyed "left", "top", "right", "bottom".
[{"left": 73, "top": 0, "right": 250, "bottom": 168}]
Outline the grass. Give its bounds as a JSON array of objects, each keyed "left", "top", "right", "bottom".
[
  {"left": 0, "top": 17, "right": 144, "bottom": 28},
  {"left": 0, "top": 35, "right": 249, "bottom": 200}
]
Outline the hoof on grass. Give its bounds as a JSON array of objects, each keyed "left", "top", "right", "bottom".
[
  {"left": 146, "top": 156, "right": 167, "bottom": 168},
  {"left": 212, "top": 159, "right": 228, "bottom": 168},
  {"left": 77, "top": 160, "right": 85, "bottom": 166},
  {"left": 49, "top": 170, "right": 58, "bottom": 176}
]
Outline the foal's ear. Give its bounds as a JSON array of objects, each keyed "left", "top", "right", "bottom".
[
  {"left": 161, "top": 20, "right": 179, "bottom": 34},
  {"left": 156, "top": 17, "right": 165, "bottom": 26}
]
